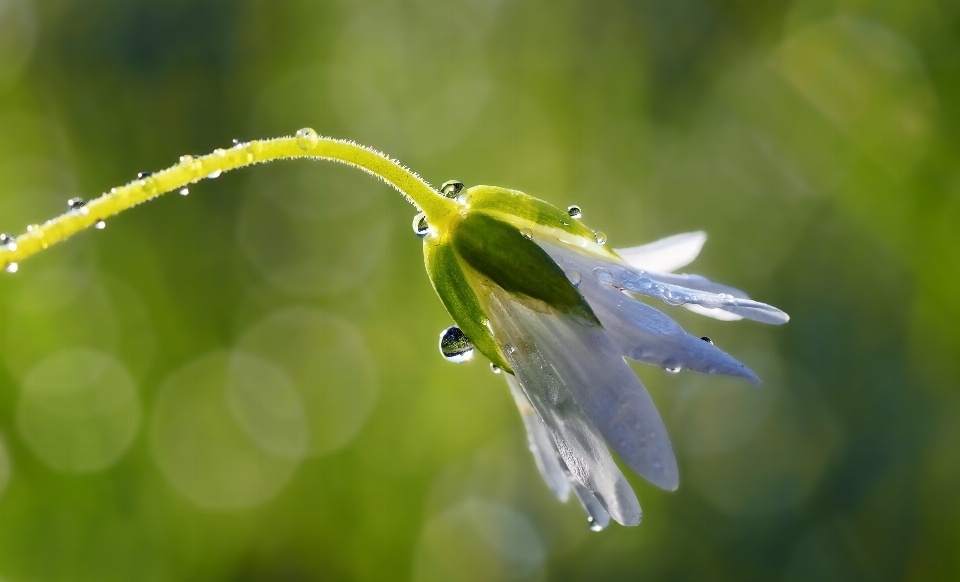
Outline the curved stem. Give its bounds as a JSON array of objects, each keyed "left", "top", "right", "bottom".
[{"left": 0, "top": 133, "right": 458, "bottom": 267}]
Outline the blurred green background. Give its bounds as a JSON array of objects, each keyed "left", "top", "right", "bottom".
[{"left": 0, "top": 0, "right": 958, "bottom": 580}]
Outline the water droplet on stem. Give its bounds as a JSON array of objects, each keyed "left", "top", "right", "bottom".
[
  {"left": 490, "top": 363, "right": 502, "bottom": 374},
  {"left": 413, "top": 213, "right": 429, "bottom": 238},
  {"left": 295, "top": 127, "right": 319, "bottom": 151},
  {"left": 0, "top": 234, "right": 17, "bottom": 251},
  {"left": 94, "top": 220, "right": 106, "bottom": 230},
  {"left": 4, "top": 262, "right": 18, "bottom": 273},
  {"left": 179, "top": 188, "right": 189, "bottom": 196},
  {"left": 440, "top": 180, "right": 464, "bottom": 198},
  {"left": 67, "top": 197, "right": 86, "bottom": 209}
]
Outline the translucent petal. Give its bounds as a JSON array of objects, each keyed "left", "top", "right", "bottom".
[
  {"left": 570, "top": 270, "right": 760, "bottom": 385},
  {"left": 505, "top": 373, "right": 570, "bottom": 502},
  {"left": 571, "top": 480, "right": 611, "bottom": 531},
  {"left": 490, "top": 288, "right": 678, "bottom": 494},
  {"left": 682, "top": 304, "right": 744, "bottom": 321},
  {"left": 487, "top": 292, "right": 646, "bottom": 525},
  {"left": 614, "top": 231, "right": 707, "bottom": 273},
  {"left": 541, "top": 241, "right": 789, "bottom": 325}
]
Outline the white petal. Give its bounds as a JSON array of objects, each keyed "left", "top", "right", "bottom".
[
  {"left": 543, "top": 241, "right": 789, "bottom": 325},
  {"left": 489, "top": 289, "right": 678, "bottom": 498},
  {"left": 614, "top": 231, "right": 707, "bottom": 273},
  {"left": 571, "top": 480, "right": 611, "bottom": 531},
  {"left": 489, "top": 295, "right": 644, "bottom": 525},
  {"left": 505, "top": 374, "right": 571, "bottom": 502},
  {"left": 568, "top": 268, "right": 760, "bottom": 385},
  {"left": 682, "top": 304, "right": 744, "bottom": 321}
]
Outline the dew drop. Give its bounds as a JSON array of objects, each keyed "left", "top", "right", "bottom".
[
  {"left": 413, "top": 213, "right": 429, "bottom": 238},
  {"left": 207, "top": 169, "right": 222, "bottom": 179},
  {"left": 295, "top": 127, "right": 319, "bottom": 151},
  {"left": 179, "top": 155, "right": 194, "bottom": 164},
  {"left": 67, "top": 197, "right": 86, "bottom": 209},
  {"left": 700, "top": 336, "right": 713, "bottom": 344},
  {"left": 490, "top": 363, "right": 502, "bottom": 374},
  {"left": 592, "top": 267, "right": 613, "bottom": 284},
  {"left": 213, "top": 148, "right": 226, "bottom": 157},
  {"left": 137, "top": 171, "right": 153, "bottom": 179},
  {"left": 94, "top": 220, "right": 106, "bottom": 230},
  {"left": 665, "top": 366, "right": 680, "bottom": 374},
  {"left": 588, "top": 517, "right": 604, "bottom": 532},
  {"left": 26, "top": 224, "right": 38, "bottom": 232},
  {"left": 232, "top": 139, "right": 241, "bottom": 146},
  {"left": 565, "top": 269, "right": 582, "bottom": 287},
  {"left": 567, "top": 205, "right": 582, "bottom": 219},
  {"left": 440, "top": 180, "right": 464, "bottom": 198},
  {"left": 520, "top": 228, "right": 533, "bottom": 240},
  {"left": 594, "top": 231, "right": 607, "bottom": 245},
  {"left": 0, "top": 234, "right": 17, "bottom": 251},
  {"left": 4, "top": 262, "right": 18, "bottom": 273},
  {"left": 662, "top": 292, "right": 685, "bottom": 307},
  {"left": 179, "top": 188, "right": 189, "bottom": 196},
  {"left": 504, "top": 345, "right": 516, "bottom": 355},
  {"left": 439, "top": 326, "right": 474, "bottom": 363}
]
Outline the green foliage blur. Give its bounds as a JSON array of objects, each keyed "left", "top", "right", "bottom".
[{"left": 0, "top": 0, "right": 958, "bottom": 580}]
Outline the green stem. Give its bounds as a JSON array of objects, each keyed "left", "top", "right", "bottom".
[{"left": 0, "top": 130, "right": 458, "bottom": 268}]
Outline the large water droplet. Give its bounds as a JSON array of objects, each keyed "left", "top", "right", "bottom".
[
  {"left": 567, "top": 205, "right": 582, "bottom": 219},
  {"left": 179, "top": 188, "right": 189, "bottom": 196},
  {"left": 5, "top": 263, "right": 18, "bottom": 273},
  {"left": 439, "top": 326, "right": 474, "bottom": 363},
  {"left": 520, "top": 228, "right": 533, "bottom": 240},
  {"left": 565, "top": 269, "right": 582, "bottom": 287},
  {"left": 588, "top": 516, "right": 605, "bottom": 532},
  {"left": 700, "top": 336, "right": 713, "bottom": 345},
  {"left": 413, "top": 213, "right": 429, "bottom": 238},
  {"left": 594, "top": 231, "right": 607, "bottom": 245},
  {"left": 94, "top": 220, "right": 106, "bottom": 230},
  {"left": 207, "top": 169, "right": 222, "bottom": 179},
  {"left": 0, "top": 234, "right": 17, "bottom": 251},
  {"left": 440, "top": 180, "right": 464, "bottom": 198},
  {"left": 490, "top": 363, "right": 502, "bottom": 374},
  {"left": 67, "top": 197, "right": 85, "bottom": 209},
  {"left": 295, "top": 127, "right": 319, "bottom": 151}
]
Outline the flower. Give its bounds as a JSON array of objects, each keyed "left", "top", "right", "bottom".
[{"left": 422, "top": 184, "right": 788, "bottom": 529}]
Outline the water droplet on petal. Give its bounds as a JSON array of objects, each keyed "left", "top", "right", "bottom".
[
  {"left": 588, "top": 516, "right": 604, "bottom": 532},
  {"left": 504, "top": 345, "right": 516, "bottom": 355},
  {"left": 67, "top": 197, "right": 85, "bottom": 209},
  {"left": 700, "top": 336, "right": 713, "bottom": 344},
  {"left": 94, "top": 220, "right": 106, "bottom": 230},
  {"left": 295, "top": 127, "right": 319, "bottom": 151},
  {"left": 565, "top": 269, "right": 582, "bottom": 287},
  {"left": 594, "top": 231, "right": 607, "bottom": 245},
  {"left": 592, "top": 267, "right": 613, "bottom": 284},
  {"left": 0, "top": 234, "right": 17, "bottom": 251},
  {"left": 207, "top": 169, "right": 222, "bottom": 179},
  {"left": 567, "top": 205, "right": 582, "bottom": 219},
  {"left": 665, "top": 366, "right": 681, "bottom": 374},
  {"left": 5, "top": 262, "right": 18, "bottom": 273},
  {"left": 662, "top": 291, "right": 685, "bottom": 307},
  {"left": 179, "top": 188, "right": 189, "bottom": 196},
  {"left": 490, "top": 363, "right": 502, "bottom": 374},
  {"left": 520, "top": 228, "right": 533, "bottom": 240},
  {"left": 137, "top": 171, "right": 153, "bottom": 179},
  {"left": 413, "top": 213, "right": 429, "bottom": 238},
  {"left": 440, "top": 180, "right": 464, "bottom": 198},
  {"left": 439, "top": 326, "right": 474, "bottom": 363}
]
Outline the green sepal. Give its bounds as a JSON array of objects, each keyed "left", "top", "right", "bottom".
[
  {"left": 424, "top": 239, "right": 513, "bottom": 373},
  {"left": 463, "top": 185, "right": 598, "bottom": 241},
  {"left": 453, "top": 212, "right": 600, "bottom": 324}
]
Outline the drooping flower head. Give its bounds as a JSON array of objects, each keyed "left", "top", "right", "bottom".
[{"left": 421, "top": 183, "right": 788, "bottom": 528}]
